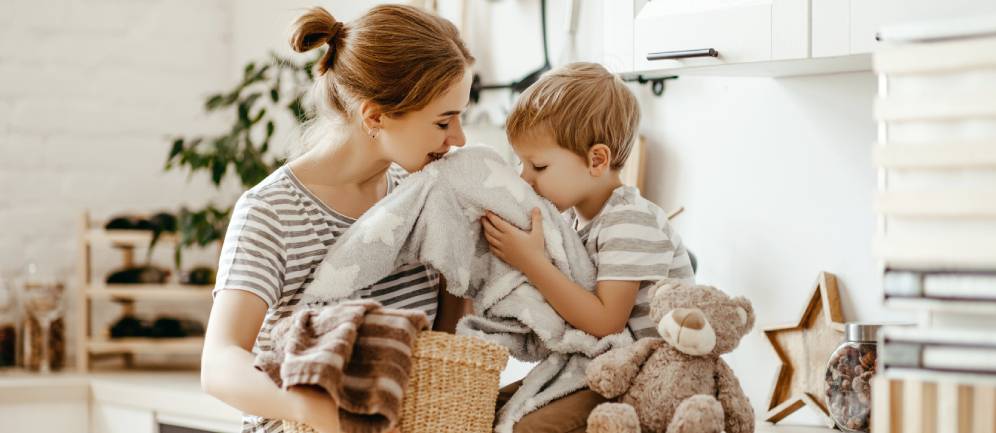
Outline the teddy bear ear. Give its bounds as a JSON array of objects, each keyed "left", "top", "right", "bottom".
[{"left": 733, "top": 296, "right": 755, "bottom": 331}]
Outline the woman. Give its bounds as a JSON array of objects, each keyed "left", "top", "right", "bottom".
[{"left": 200, "top": 5, "right": 475, "bottom": 433}]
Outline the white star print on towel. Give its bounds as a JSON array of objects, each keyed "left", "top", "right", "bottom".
[
  {"left": 310, "top": 264, "right": 361, "bottom": 300},
  {"left": 359, "top": 207, "right": 403, "bottom": 246},
  {"left": 483, "top": 158, "right": 528, "bottom": 202}
]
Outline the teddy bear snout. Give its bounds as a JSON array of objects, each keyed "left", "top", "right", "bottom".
[
  {"left": 671, "top": 308, "right": 705, "bottom": 330},
  {"left": 658, "top": 307, "right": 717, "bottom": 356}
]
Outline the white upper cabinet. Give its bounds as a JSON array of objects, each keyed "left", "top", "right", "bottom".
[
  {"left": 814, "top": 0, "right": 996, "bottom": 57},
  {"left": 633, "top": 0, "right": 809, "bottom": 73},
  {"left": 601, "top": 0, "right": 646, "bottom": 74},
  {"left": 850, "top": 0, "right": 996, "bottom": 53},
  {"left": 573, "top": 0, "right": 648, "bottom": 74},
  {"left": 620, "top": 0, "right": 996, "bottom": 76}
]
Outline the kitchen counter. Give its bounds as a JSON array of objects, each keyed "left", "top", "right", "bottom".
[
  {"left": 1, "top": 370, "right": 835, "bottom": 433},
  {"left": 0, "top": 370, "right": 242, "bottom": 433}
]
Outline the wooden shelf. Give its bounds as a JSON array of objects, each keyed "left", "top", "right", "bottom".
[
  {"left": 877, "top": 191, "right": 996, "bottom": 218},
  {"left": 77, "top": 212, "right": 219, "bottom": 371},
  {"left": 87, "top": 338, "right": 204, "bottom": 356},
  {"left": 874, "top": 141, "right": 996, "bottom": 170},
  {"left": 876, "top": 236, "right": 996, "bottom": 270},
  {"left": 85, "top": 229, "right": 178, "bottom": 247},
  {"left": 86, "top": 285, "right": 212, "bottom": 301},
  {"left": 885, "top": 297, "right": 996, "bottom": 315}
]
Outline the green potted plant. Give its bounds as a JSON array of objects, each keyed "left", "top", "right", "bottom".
[{"left": 161, "top": 52, "right": 320, "bottom": 265}]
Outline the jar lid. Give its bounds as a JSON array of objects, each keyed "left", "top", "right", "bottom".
[{"left": 845, "top": 323, "right": 882, "bottom": 342}]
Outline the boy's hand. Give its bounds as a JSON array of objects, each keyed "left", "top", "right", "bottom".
[{"left": 482, "top": 208, "right": 547, "bottom": 272}]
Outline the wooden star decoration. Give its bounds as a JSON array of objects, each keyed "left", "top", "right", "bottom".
[{"left": 763, "top": 271, "right": 846, "bottom": 426}]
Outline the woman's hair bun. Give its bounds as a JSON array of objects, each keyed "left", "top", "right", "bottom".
[{"left": 290, "top": 7, "right": 344, "bottom": 53}]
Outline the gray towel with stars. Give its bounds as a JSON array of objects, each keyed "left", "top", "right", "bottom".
[{"left": 302, "top": 145, "right": 633, "bottom": 432}]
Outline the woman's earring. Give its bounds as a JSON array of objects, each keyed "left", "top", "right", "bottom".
[{"left": 368, "top": 128, "right": 380, "bottom": 139}]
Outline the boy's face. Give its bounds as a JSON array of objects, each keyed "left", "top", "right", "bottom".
[{"left": 511, "top": 129, "right": 595, "bottom": 212}]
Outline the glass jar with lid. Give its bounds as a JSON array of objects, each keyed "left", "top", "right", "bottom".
[
  {"left": 17, "top": 264, "right": 67, "bottom": 372},
  {"left": 0, "top": 273, "right": 18, "bottom": 368},
  {"left": 825, "top": 323, "right": 881, "bottom": 432}
]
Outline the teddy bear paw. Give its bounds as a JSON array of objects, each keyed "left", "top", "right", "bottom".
[
  {"left": 666, "top": 395, "right": 724, "bottom": 433},
  {"left": 587, "top": 402, "right": 641, "bottom": 433}
]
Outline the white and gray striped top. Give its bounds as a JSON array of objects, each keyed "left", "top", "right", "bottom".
[
  {"left": 212, "top": 165, "right": 441, "bottom": 433},
  {"left": 569, "top": 186, "right": 694, "bottom": 340}
]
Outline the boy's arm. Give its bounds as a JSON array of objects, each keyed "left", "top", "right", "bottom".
[
  {"left": 482, "top": 209, "right": 638, "bottom": 338},
  {"left": 521, "top": 261, "right": 639, "bottom": 338}
]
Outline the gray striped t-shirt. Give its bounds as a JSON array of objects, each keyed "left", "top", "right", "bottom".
[
  {"left": 569, "top": 186, "right": 694, "bottom": 339},
  {"left": 212, "top": 165, "right": 441, "bottom": 433}
]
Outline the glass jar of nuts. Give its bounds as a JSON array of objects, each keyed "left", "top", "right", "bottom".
[
  {"left": 825, "top": 323, "right": 881, "bottom": 432},
  {"left": 0, "top": 274, "right": 17, "bottom": 368}
]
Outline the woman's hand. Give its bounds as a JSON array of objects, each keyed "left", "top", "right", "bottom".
[
  {"left": 290, "top": 386, "right": 342, "bottom": 433},
  {"left": 481, "top": 208, "right": 547, "bottom": 272}
]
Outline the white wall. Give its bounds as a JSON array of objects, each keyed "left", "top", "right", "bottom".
[
  {"left": 634, "top": 72, "right": 913, "bottom": 424},
  {"left": 0, "top": 0, "right": 237, "bottom": 275},
  {"left": 0, "top": 0, "right": 237, "bottom": 363}
]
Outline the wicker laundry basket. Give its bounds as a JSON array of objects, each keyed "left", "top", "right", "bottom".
[{"left": 284, "top": 331, "right": 509, "bottom": 433}]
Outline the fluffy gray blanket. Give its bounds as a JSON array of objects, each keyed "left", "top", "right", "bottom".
[{"left": 303, "top": 145, "right": 633, "bottom": 432}]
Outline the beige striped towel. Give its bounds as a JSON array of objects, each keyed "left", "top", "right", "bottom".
[{"left": 254, "top": 299, "right": 429, "bottom": 433}]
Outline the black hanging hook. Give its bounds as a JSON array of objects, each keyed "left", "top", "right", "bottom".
[
  {"left": 470, "top": 0, "right": 552, "bottom": 104},
  {"left": 468, "top": 0, "right": 676, "bottom": 102},
  {"left": 623, "top": 75, "right": 679, "bottom": 97}
]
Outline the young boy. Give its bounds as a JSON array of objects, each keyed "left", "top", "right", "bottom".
[{"left": 483, "top": 62, "right": 695, "bottom": 432}]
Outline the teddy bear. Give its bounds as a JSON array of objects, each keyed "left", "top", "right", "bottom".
[{"left": 584, "top": 281, "right": 756, "bottom": 433}]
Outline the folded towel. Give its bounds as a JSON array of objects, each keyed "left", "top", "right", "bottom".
[
  {"left": 254, "top": 299, "right": 429, "bottom": 433},
  {"left": 302, "top": 145, "right": 634, "bottom": 433}
]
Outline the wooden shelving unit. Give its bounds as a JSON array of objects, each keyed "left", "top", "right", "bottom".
[
  {"left": 84, "top": 228, "right": 178, "bottom": 245},
  {"left": 871, "top": 25, "right": 996, "bottom": 433},
  {"left": 76, "top": 213, "right": 217, "bottom": 371},
  {"left": 86, "top": 337, "right": 205, "bottom": 356},
  {"left": 86, "top": 285, "right": 213, "bottom": 302}
]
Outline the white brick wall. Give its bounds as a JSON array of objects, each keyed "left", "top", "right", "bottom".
[
  {"left": 1, "top": 0, "right": 237, "bottom": 277},
  {"left": 0, "top": 0, "right": 241, "bottom": 365}
]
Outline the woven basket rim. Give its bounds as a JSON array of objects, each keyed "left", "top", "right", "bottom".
[{"left": 414, "top": 331, "right": 509, "bottom": 370}]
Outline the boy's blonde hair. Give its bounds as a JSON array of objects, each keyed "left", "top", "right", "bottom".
[{"left": 505, "top": 62, "right": 640, "bottom": 170}]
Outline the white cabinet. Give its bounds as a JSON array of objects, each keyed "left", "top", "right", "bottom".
[
  {"left": 600, "top": 0, "right": 647, "bottom": 74},
  {"left": 627, "top": 0, "right": 996, "bottom": 76},
  {"left": 633, "top": 0, "right": 809, "bottom": 73},
  {"left": 565, "top": 0, "right": 645, "bottom": 74},
  {"left": 90, "top": 402, "right": 157, "bottom": 433},
  {"left": 851, "top": 0, "right": 996, "bottom": 53},
  {"left": 0, "top": 392, "right": 89, "bottom": 433},
  {"left": 811, "top": 0, "right": 850, "bottom": 57},
  {"left": 88, "top": 374, "right": 242, "bottom": 433},
  {"left": 0, "top": 373, "right": 239, "bottom": 433},
  {"left": 0, "top": 376, "right": 89, "bottom": 433},
  {"left": 813, "top": 0, "right": 996, "bottom": 57}
]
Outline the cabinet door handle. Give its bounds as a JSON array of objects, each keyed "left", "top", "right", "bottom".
[{"left": 647, "top": 48, "right": 719, "bottom": 61}]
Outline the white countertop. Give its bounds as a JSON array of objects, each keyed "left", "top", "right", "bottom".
[
  {"left": 0, "top": 370, "right": 833, "bottom": 433},
  {"left": 0, "top": 370, "right": 242, "bottom": 433}
]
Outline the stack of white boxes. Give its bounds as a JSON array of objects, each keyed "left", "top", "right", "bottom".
[{"left": 871, "top": 17, "right": 996, "bottom": 433}]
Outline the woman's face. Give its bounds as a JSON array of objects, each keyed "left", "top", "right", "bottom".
[{"left": 378, "top": 68, "right": 473, "bottom": 172}]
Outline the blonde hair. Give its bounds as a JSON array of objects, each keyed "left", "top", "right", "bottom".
[
  {"left": 289, "top": 5, "right": 474, "bottom": 155},
  {"left": 505, "top": 62, "right": 640, "bottom": 170}
]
